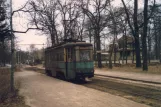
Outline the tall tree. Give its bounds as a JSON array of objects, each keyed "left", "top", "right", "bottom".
[
  {"left": 121, "top": 0, "right": 156, "bottom": 68},
  {"left": 28, "top": 0, "right": 59, "bottom": 46},
  {"left": 142, "top": 0, "right": 149, "bottom": 70},
  {"left": 0, "top": 0, "right": 9, "bottom": 46},
  {"left": 57, "top": 0, "right": 81, "bottom": 40},
  {"left": 151, "top": 4, "right": 161, "bottom": 61},
  {"left": 121, "top": 0, "right": 142, "bottom": 68},
  {"left": 0, "top": 0, "right": 10, "bottom": 66}
]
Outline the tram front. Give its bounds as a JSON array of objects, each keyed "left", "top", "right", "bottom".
[{"left": 75, "top": 44, "right": 94, "bottom": 79}]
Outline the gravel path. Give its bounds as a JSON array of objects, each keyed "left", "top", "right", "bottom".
[{"left": 15, "top": 70, "right": 150, "bottom": 107}]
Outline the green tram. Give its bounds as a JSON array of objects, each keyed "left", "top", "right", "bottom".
[{"left": 45, "top": 40, "right": 94, "bottom": 80}]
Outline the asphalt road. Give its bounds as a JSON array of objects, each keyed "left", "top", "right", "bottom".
[{"left": 15, "top": 70, "right": 150, "bottom": 107}]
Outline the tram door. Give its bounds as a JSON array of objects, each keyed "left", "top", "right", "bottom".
[{"left": 65, "top": 48, "right": 76, "bottom": 79}]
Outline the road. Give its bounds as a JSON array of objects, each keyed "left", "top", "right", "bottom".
[{"left": 15, "top": 70, "right": 149, "bottom": 107}]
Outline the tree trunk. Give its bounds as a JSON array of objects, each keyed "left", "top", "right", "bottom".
[
  {"left": 142, "top": 0, "right": 148, "bottom": 71},
  {"left": 135, "top": 37, "right": 141, "bottom": 67},
  {"left": 134, "top": 0, "right": 141, "bottom": 68},
  {"left": 89, "top": 30, "right": 92, "bottom": 43},
  {"left": 2, "top": 40, "right": 6, "bottom": 66},
  {"left": 114, "top": 46, "right": 116, "bottom": 64},
  {"left": 132, "top": 41, "right": 135, "bottom": 63},
  {"left": 148, "top": 26, "right": 151, "bottom": 64},
  {"left": 158, "top": 29, "right": 161, "bottom": 62},
  {"left": 93, "top": 35, "right": 96, "bottom": 61},
  {"left": 122, "top": 34, "right": 125, "bottom": 64},
  {"left": 96, "top": 30, "right": 102, "bottom": 68},
  {"left": 125, "top": 35, "right": 128, "bottom": 64},
  {"left": 154, "top": 22, "right": 158, "bottom": 59},
  {"left": 108, "top": 50, "right": 113, "bottom": 69},
  {"left": 55, "top": 29, "right": 59, "bottom": 44},
  {"left": 109, "top": 34, "right": 117, "bottom": 69}
]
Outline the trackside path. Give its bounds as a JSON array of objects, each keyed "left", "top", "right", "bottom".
[{"left": 15, "top": 70, "right": 149, "bottom": 107}]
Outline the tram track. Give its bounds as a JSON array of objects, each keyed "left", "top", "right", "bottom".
[
  {"left": 82, "top": 76, "right": 161, "bottom": 107},
  {"left": 95, "top": 74, "right": 161, "bottom": 85},
  {"left": 94, "top": 74, "right": 161, "bottom": 92}
]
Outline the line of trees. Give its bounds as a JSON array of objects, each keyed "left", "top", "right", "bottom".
[
  {"left": 0, "top": 0, "right": 11, "bottom": 66},
  {"left": 15, "top": 45, "right": 44, "bottom": 66},
  {"left": 11, "top": 0, "right": 161, "bottom": 71}
]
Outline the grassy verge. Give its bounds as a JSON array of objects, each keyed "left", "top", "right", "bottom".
[
  {"left": 0, "top": 90, "right": 29, "bottom": 107},
  {"left": 97, "top": 64, "right": 161, "bottom": 74},
  {"left": 0, "top": 68, "right": 11, "bottom": 103},
  {"left": 0, "top": 67, "right": 29, "bottom": 107}
]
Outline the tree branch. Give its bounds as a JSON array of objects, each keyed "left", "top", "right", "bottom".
[
  {"left": 121, "top": 0, "right": 135, "bottom": 36},
  {"left": 13, "top": 27, "right": 42, "bottom": 33},
  {"left": 139, "top": 0, "right": 156, "bottom": 28},
  {"left": 12, "top": 0, "right": 30, "bottom": 16}
]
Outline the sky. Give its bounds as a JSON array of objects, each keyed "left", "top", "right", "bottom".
[{"left": 13, "top": 0, "right": 47, "bottom": 51}]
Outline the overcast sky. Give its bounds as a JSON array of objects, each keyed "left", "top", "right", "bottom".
[{"left": 13, "top": 0, "right": 47, "bottom": 51}]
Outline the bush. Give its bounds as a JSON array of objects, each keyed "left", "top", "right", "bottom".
[{"left": 0, "top": 68, "right": 10, "bottom": 103}]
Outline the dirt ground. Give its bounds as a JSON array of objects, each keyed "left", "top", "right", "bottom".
[{"left": 15, "top": 69, "right": 150, "bottom": 107}]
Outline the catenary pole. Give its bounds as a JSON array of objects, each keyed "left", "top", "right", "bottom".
[{"left": 10, "top": 0, "right": 14, "bottom": 92}]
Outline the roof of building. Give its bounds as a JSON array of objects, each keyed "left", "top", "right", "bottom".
[{"left": 118, "top": 36, "right": 134, "bottom": 43}]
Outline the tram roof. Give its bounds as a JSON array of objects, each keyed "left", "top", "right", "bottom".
[{"left": 45, "top": 42, "right": 92, "bottom": 50}]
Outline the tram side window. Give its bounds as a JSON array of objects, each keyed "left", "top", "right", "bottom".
[
  {"left": 56, "top": 53, "right": 59, "bottom": 61},
  {"left": 67, "top": 48, "right": 75, "bottom": 62},
  {"left": 55, "top": 52, "right": 63, "bottom": 61},
  {"left": 52, "top": 51, "right": 55, "bottom": 61},
  {"left": 48, "top": 53, "right": 51, "bottom": 64},
  {"left": 67, "top": 48, "right": 72, "bottom": 61},
  {"left": 60, "top": 53, "right": 64, "bottom": 61}
]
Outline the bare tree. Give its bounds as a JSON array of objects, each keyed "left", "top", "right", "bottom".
[
  {"left": 142, "top": 0, "right": 149, "bottom": 70},
  {"left": 121, "top": 0, "right": 142, "bottom": 68},
  {"left": 28, "top": 0, "right": 59, "bottom": 46},
  {"left": 121, "top": 0, "right": 156, "bottom": 69},
  {"left": 151, "top": 4, "right": 161, "bottom": 62},
  {"left": 0, "top": 0, "right": 11, "bottom": 66},
  {"left": 80, "top": 0, "right": 110, "bottom": 68},
  {"left": 57, "top": 0, "right": 81, "bottom": 40}
]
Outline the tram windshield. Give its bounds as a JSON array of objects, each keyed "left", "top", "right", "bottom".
[
  {"left": 80, "top": 50, "right": 91, "bottom": 61},
  {"left": 79, "top": 46, "right": 92, "bottom": 61}
]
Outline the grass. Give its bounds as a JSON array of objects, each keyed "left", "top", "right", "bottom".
[
  {"left": 0, "top": 68, "right": 10, "bottom": 103},
  {"left": 98, "top": 63, "right": 161, "bottom": 74},
  {"left": 0, "top": 90, "right": 29, "bottom": 107}
]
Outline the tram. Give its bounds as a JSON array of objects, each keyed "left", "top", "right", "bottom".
[{"left": 45, "top": 39, "right": 94, "bottom": 80}]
